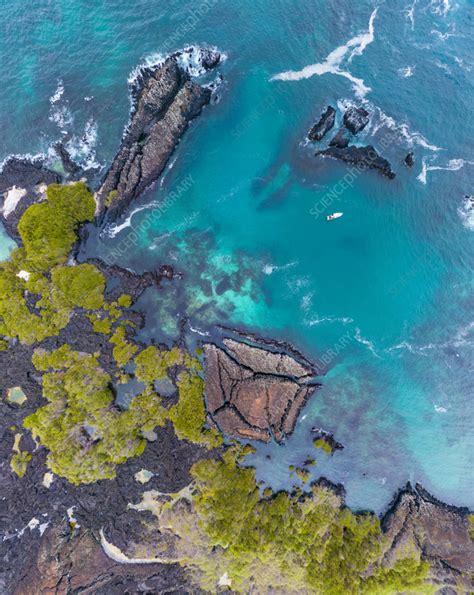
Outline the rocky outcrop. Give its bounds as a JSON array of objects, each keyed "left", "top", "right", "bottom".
[
  {"left": 404, "top": 151, "right": 415, "bottom": 167},
  {"left": 203, "top": 338, "right": 319, "bottom": 443},
  {"left": 316, "top": 145, "right": 396, "bottom": 179},
  {"left": 329, "top": 128, "right": 350, "bottom": 149},
  {"left": 381, "top": 483, "right": 474, "bottom": 590},
  {"left": 311, "top": 427, "right": 344, "bottom": 453},
  {"left": 343, "top": 106, "right": 370, "bottom": 134},
  {"left": 96, "top": 53, "right": 221, "bottom": 218},
  {"left": 54, "top": 141, "right": 82, "bottom": 176},
  {"left": 308, "top": 106, "right": 336, "bottom": 141},
  {"left": 0, "top": 158, "right": 61, "bottom": 240}
]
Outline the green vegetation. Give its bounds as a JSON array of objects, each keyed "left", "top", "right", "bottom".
[
  {"left": 18, "top": 182, "right": 95, "bottom": 271},
  {"left": 105, "top": 189, "right": 119, "bottom": 207},
  {"left": 314, "top": 437, "right": 334, "bottom": 454},
  {"left": 169, "top": 370, "right": 222, "bottom": 447},
  {"left": 10, "top": 433, "right": 32, "bottom": 478},
  {"left": 0, "top": 183, "right": 101, "bottom": 344},
  {"left": 469, "top": 514, "right": 474, "bottom": 539},
  {"left": 156, "top": 448, "right": 431, "bottom": 593},
  {"left": 110, "top": 326, "right": 139, "bottom": 367},
  {"left": 24, "top": 347, "right": 167, "bottom": 484},
  {"left": 51, "top": 263, "right": 105, "bottom": 309}
]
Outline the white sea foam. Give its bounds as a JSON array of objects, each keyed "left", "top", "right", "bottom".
[
  {"left": 305, "top": 316, "right": 353, "bottom": 327},
  {"left": 65, "top": 117, "right": 101, "bottom": 171},
  {"left": 429, "top": 0, "right": 451, "bottom": 16},
  {"left": 263, "top": 260, "right": 298, "bottom": 275},
  {"left": 387, "top": 322, "right": 474, "bottom": 356},
  {"left": 458, "top": 195, "right": 474, "bottom": 231},
  {"left": 271, "top": 9, "right": 377, "bottom": 99},
  {"left": 128, "top": 45, "right": 226, "bottom": 89},
  {"left": 49, "top": 79, "right": 73, "bottom": 131},
  {"left": 354, "top": 327, "right": 382, "bottom": 359},
  {"left": 103, "top": 202, "right": 159, "bottom": 237},
  {"left": 404, "top": 0, "right": 418, "bottom": 29},
  {"left": 418, "top": 157, "right": 474, "bottom": 184},
  {"left": 434, "top": 404, "right": 448, "bottom": 413},
  {"left": 49, "top": 79, "right": 65, "bottom": 104},
  {"left": 367, "top": 105, "right": 442, "bottom": 151},
  {"left": 398, "top": 66, "right": 415, "bottom": 78}
]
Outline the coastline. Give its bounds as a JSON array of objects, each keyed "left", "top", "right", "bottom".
[{"left": 0, "top": 47, "right": 472, "bottom": 593}]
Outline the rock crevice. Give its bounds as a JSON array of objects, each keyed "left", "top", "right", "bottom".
[{"left": 203, "top": 338, "right": 319, "bottom": 443}]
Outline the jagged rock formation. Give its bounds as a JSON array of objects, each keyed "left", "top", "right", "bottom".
[
  {"left": 308, "top": 106, "right": 336, "bottom": 141},
  {"left": 96, "top": 51, "right": 221, "bottom": 217},
  {"left": 316, "top": 145, "right": 396, "bottom": 179},
  {"left": 203, "top": 338, "right": 319, "bottom": 443},
  {"left": 404, "top": 151, "right": 415, "bottom": 167},
  {"left": 343, "top": 106, "right": 370, "bottom": 134},
  {"left": 381, "top": 483, "right": 474, "bottom": 591}
]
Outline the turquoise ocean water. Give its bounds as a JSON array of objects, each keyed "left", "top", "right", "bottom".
[{"left": 0, "top": 0, "right": 473, "bottom": 512}]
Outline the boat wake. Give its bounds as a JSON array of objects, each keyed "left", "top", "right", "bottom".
[{"left": 271, "top": 9, "right": 378, "bottom": 99}]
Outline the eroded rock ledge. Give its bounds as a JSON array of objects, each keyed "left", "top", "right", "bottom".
[
  {"left": 96, "top": 49, "right": 222, "bottom": 218},
  {"left": 203, "top": 338, "right": 320, "bottom": 443}
]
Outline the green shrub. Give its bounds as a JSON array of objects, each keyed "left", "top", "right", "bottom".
[
  {"left": 24, "top": 348, "right": 165, "bottom": 484},
  {"left": 18, "top": 182, "right": 95, "bottom": 271},
  {"left": 51, "top": 263, "right": 105, "bottom": 309}
]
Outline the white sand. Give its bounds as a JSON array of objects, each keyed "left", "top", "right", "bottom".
[{"left": 2, "top": 186, "right": 27, "bottom": 217}]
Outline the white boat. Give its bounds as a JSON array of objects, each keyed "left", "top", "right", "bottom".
[{"left": 327, "top": 212, "right": 343, "bottom": 221}]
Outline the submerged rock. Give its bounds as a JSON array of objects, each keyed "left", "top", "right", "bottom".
[
  {"left": 329, "top": 128, "right": 350, "bottom": 149},
  {"left": 343, "top": 106, "right": 370, "bottom": 134},
  {"left": 316, "top": 145, "right": 396, "bottom": 179},
  {"left": 53, "top": 142, "right": 82, "bottom": 176},
  {"left": 404, "top": 151, "right": 415, "bottom": 167},
  {"left": 311, "top": 428, "right": 344, "bottom": 454},
  {"left": 97, "top": 55, "right": 220, "bottom": 217},
  {"left": 203, "top": 338, "right": 319, "bottom": 443},
  {"left": 308, "top": 106, "right": 336, "bottom": 141}
]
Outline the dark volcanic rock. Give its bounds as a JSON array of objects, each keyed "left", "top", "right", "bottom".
[
  {"left": 308, "top": 106, "right": 336, "bottom": 141},
  {"left": 54, "top": 141, "right": 82, "bottom": 176},
  {"left": 329, "top": 128, "right": 350, "bottom": 149},
  {"left": 381, "top": 483, "right": 474, "bottom": 590},
  {"left": 316, "top": 145, "right": 396, "bottom": 179},
  {"left": 0, "top": 158, "right": 61, "bottom": 240},
  {"left": 343, "top": 106, "right": 370, "bottom": 134},
  {"left": 96, "top": 57, "right": 216, "bottom": 218},
  {"left": 0, "top": 157, "right": 60, "bottom": 193},
  {"left": 203, "top": 338, "right": 319, "bottom": 443},
  {"left": 197, "top": 47, "right": 221, "bottom": 71},
  {"left": 404, "top": 151, "right": 415, "bottom": 167}
]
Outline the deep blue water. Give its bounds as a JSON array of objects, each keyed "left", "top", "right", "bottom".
[{"left": 0, "top": 0, "right": 473, "bottom": 513}]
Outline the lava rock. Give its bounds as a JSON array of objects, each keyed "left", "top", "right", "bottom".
[
  {"left": 329, "top": 128, "right": 350, "bottom": 149},
  {"left": 203, "top": 338, "right": 319, "bottom": 443},
  {"left": 404, "top": 151, "right": 415, "bottom": 167},
  {"left": 198, "top": 47, "right": 221, "bottom": 71},
  {"left": 0, "top": 157, "right": 60, "bottom": 194},
  {"left": 343, "top": 106, "right": 370, "bottom": 134},
  {"left": 308, "top": 106, "right": 336, "bottom": 141},
  {"left": 54, "top": 142, "right": 82, "bottom": 176},
  {"left": 96, "top": 57, "right": 213, "bottom": 218},
  {"left": 316, "top": 145, "right": 396, "bottom": 179}
]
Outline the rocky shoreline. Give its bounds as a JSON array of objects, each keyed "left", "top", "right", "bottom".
[
  {"left": 0, "top": 49, "right": 472, "bottom": 594},
  {"left": 96, "top": 47, "right": 222, "bottom": 219}
]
